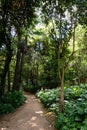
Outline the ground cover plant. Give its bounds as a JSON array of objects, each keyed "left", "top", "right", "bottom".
[
  {"left": 22, "top": 82, "right": 40, "bottom": 94},
  {"left": 36, "top": 89, "right": 60, "bottom": 113},
  {"left": 0, "top": 91, "right": 26, "bottom": 114},
  {"left": 37, "top": 84, "right": 87, "bottom": 130}
]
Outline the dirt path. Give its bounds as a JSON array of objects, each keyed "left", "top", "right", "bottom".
[{"left": 0, "top": 93, "right": 56, "bottom": 130}]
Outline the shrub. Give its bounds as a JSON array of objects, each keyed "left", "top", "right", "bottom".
[
  {"left": 23, "top": 83, "right": 39, "bottom": 93},
  {"left": 0, "top": 103, "right": 14, "bottom": 114},
  {"left": 36, "top": 89, "right": 59, "bottom": 110},
  {"left": 64, "top": 85, "right": 83, "bottom": 100},
  {"left": 55, "top": 97, "right": 87, "bottom": 129},
  {"left": 37, "top": 84, "right": 87, "bottom": 129},
  {"left": 2, "top": 91, "right": 26, "bottom": 108},
  {"left": 0, "top": 91, "right": 26, "bottom": 114}
]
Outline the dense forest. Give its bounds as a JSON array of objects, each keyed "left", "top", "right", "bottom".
[{"left": 0, "top": 0, "right": 87, "bottom": 129}]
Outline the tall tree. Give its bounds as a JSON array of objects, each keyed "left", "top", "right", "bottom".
[
  {"left": 10, "top": 0, "right": 41, "bottom": 91},
  {"left": 0, "top": 0, "right": 13, "bottom": 98},
  {"left": 40, "top": 0, "right": 87, "bottom": 111},
  {"left": 0, "top": 0, "right": 41, "bottom": 98}
]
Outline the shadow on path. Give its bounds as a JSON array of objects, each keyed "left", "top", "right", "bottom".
[{"left": 0, "top": 93, "right": 56, "bottom": 130}]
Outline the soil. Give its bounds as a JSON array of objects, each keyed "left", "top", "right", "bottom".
[{"left": 0, "top": 93, "right": 56, "bottom": 130}]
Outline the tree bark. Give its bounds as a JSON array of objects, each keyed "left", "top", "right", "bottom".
[
  {"left": 13, "top": 31, "right": 28, "bottom": 91},
  {"left": 59, "top": 66, "right": 65, "bottom": 112},
  {"left": 0, "top": 1, "right": 13, "bottom": 99},
  {"left": 19, "top": 52, "right": 24, "bottom": 84},
  {"left": 0, "top": 48, "right": 12, "bottom": 98},
  {"left": 19, "top": 36, "right": 28, "bottom": 85},
  {"left": 58, "top": 1, "right": 65, "bottom": 112},
  {"left": 13, "top": 29, "right": 22, "bottom": 91},
  {"left": 7, "top": 69, "right": 11, "bottom": 92}
]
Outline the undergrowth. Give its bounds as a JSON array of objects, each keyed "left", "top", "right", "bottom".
[
  {"left": 36, "top": 84, "right": 87, "bottom": 130},
  {"left": 0, "top": 91, "right": 26, "bottom": 114}
]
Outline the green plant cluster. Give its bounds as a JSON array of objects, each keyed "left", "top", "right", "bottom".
[
  {"left": 23, "top": 82, "right": 40, "bottom": 93},
  {"left": 55, "top": 100, "right": 87, "bottom": 130},
  {"left": 0, "top": 91, "right": 26, "bottom": 114},
  {"left": 36, "top": 89, "right": 59, "bottom": 113},
  {"left": 64, "top": 85, "right": 83, "bottom": 100},
  {"left": 37, "top": 84, "right": 87, "bottom": 130}
]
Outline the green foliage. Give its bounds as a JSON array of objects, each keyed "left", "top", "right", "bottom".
[
  {"left": 0, "top": 103, "right": 14, "bottom": 114},
  {"left": 36, "top": 89, "right": 59, "bottom": 112},
  {"left": 64, "top": 85, "right": 83, "bottom": 100},
  {"left": 23, "top": 82, "right": 39, "bottom": 93},
  {"left": 2, "top": 91, "right": 26, "bottom": 108},
  {"left": 37, "top": 84, "right": 87, "bottom": 129},
  {"left": 0, "top": 91, "right": 26, "bottom": 114},
  {"left": 55, "top": 84, "right": 87, "bottom": 130},
  {"left": 55, "top": 100, "right": 87, "bottom": 130}
]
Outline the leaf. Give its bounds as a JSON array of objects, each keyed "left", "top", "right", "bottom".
[{"left": 75, "top": 116, "right": 82, "bottom": 122}]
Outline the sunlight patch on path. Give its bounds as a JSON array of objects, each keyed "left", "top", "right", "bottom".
[{"left": 0, "top": 94, "right": 56, "bottom": 130}]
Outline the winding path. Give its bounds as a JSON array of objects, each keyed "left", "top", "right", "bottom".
[{"left": 0, "top": 93, "right": 56, "bottom": 130}]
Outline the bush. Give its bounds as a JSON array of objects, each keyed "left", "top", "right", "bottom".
[
  {"left": 55, "top": 100, "right": 87, "bottom": 130},
  {"left": 23, "top": 83, "right": 40, "bottom": 93},
  {"left": 2, "top": 91, "right": 26, "bottom": 108},
  {"left": 37, "top": 84, "right": 87, "bottom": 129},
  {"left": 55, "top": 85, "right": 87, "bottom": 130},
  {"left": 0, "top": 91, "right": 26, "bottom": 114},
  {"left": 36, "top": 89, "right": 59, "bottom": 112},
  {"left": 64, "top": 85, "right": 83, "bottom": 100},
  {"left": 0, "top": 103, "right": 14, "bottom": 114}
]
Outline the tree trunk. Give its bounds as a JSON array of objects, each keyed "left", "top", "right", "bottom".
[
  {"left": 57, "top": 46, "right": 65, "bottom": 112},
  {"left": 13, "top": 33, "right": 28, "bottom": 91},
  {"left": 7, "top": 69, "right": 11, "bottom": 92},
  {"left": 0, "top": 3, "right": 12, "bottom": 99},
  {"left": 19, "top": 36, "right": 28, "bottom": 85},
  {"left": 19, "top": 52, "right": 24, "bottom": 84},
  {"left": 0, "top": 49, "right": 12, "bottom": 99},
  {"left": 13, "top": 29, "right": 21, "bottom": 91},
  {"left": 59, "top": 66, "right": 65, "bottom": 112},
  {"left": 35, "top": 64, "right": 39, "bottom": 86}
]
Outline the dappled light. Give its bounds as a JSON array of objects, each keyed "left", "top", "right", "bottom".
[
  {"left": 1, "top": 128, "right": 7, "bottom": 130},
  {"left": 35, "top": 111, "right": 43, "bottom": 114},
  {"left": 0, "top": 94, "right": 55, "bottom": 130},
  {"left": 35, "top": 111, "right": 43, "bottom": 116},
  {"left": 31, "top": 116, "right": 37, "bottom": 121},
  {"left": 29, "top": 121, "right": 38, "bottom": 127}
]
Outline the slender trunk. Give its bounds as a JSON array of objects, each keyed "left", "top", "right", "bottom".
[
  {"left": 59, "top": 66, "right": 65, "bottom": 112},
  {"left": 58, "top": 46, "right": 65, "bottom": 112},
  {"left": 19, "top": 52, "right": 24, "bottom": 84},
  {"left": 58, "top": 46, "right": 61, "bottom": 81},
  {"left": 19, "top": 36, "right": 28, "bottom": 85},
  {"left": 0, "top": 2, "right": 12, "bottom": 98},
  {"left": 13, "top": 29, "right": 21, "bottom": 91},
  {"left": 36, "top": 64, "right": 39, "bottom": 86},
  {"left": 7, "top": 69, "right": 11, "bottom": 92},
  {"left": 0, "top": 49, "right": 12, "bottom": 98},
  {"left": 13, "top": 48, "right": 21, "bottom": 90},
  {"left": 58, "top": 2, "right": 65, "bottom": 112}
]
